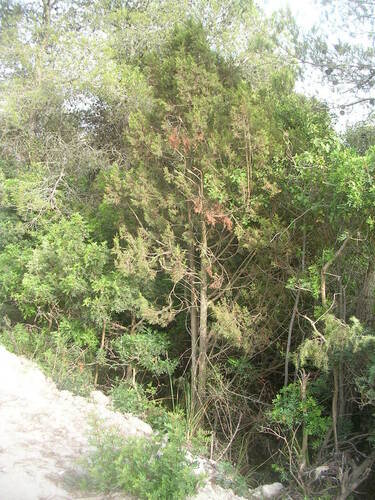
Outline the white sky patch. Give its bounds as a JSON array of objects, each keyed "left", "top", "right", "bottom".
[
  {"left": 262, "top": 0, "right": 369, "bottom": 130},
  {"left": 263, "top": 0, "right": 320, "bottom": 31}
]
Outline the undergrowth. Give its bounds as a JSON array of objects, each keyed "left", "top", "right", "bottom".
[
  {"left": 214, "top": 461, "right": 252, "bottom": 498},
  {"left": 0, "top": 322, "right": 94, "bottom": 396},
  {"left": 109, "top": 382, "right": 252, "bottom": 497},
  {"left": 110, "top": 380, "right": 171, "bottom": 431},
  {"left": 110, "top": 380, "right": 211, "bottom": 454},
  {"left": 1, "top": 322, "right": 252, "bottom": 497},
  {"left": 80, "top": 422, "right": 203, "bottom": 500}
]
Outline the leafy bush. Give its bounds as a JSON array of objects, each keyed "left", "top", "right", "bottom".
[
  {"left": 111, "top": 381, "right": 211, "bottom": 452},
  {"left": 110, "top": 381, "right": 172, "bottom": 431},
  {"left": 269, "top": 383, "right": 330, "bottom": 439},
  {"left": 110, "top": 381, "right": 172, "bottom": 435},
  {"left": 81, "top": 425, "right": 203, "bottom": 500},
  {"left": 112, "top": 327, "right": 178, "bottom": 376},
  {"left": 111, "top": 381, "right": 151, "bottom": 415},
  {"left": 0, "top": 321, "right": 43, "bottom": 357}
]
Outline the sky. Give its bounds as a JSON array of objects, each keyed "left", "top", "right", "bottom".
[
  {"left": 263, "top": 0, "right": 369, "bottom": 130},
  {"left": 5, "top": 0, "right": 370, "bottom": 130},
  {"left": 263, "top": 0, "right": 320, "bottom": 30}
]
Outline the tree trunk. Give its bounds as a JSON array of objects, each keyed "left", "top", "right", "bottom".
[
  {"left": 197, "top": 219, "right": 208, "bottom": 400},
  {"left": 320, "top": 237, "right": 350, "bottom": 452},
  {"left": 188, "top": 207, "right": 199, "bottom": 409},
  {"left": 299, "top": 371, "right": 309, "bottom": 472},
  {"left": 284, "top": 290, "right": 301, "bottom": 387},
  {"left": 332, "top": 366, "right": 339, "bottom": 453},
  {"left": 339, "top": 451, "right": 375, "bottom": 500},
  {"left": 321, "top": 237, "right": 350, "bottom": 310},
  {"left": 126, "top": 316, "right": 137, "bottom": 383},
  {"left": 94, "top": 319, "right": 106, "bottom": 386},
  {"left": 338, "top": 277, "right": 346, "bottom": 422},
  {"left": 356, "top": 260, "right": 375, "bottom": 327},
  {"left": 284, "top": 229, "right": 305, "bottom": 387},
  {"left": 190, "top": 282, "right": 199, "bottom": 406},
  {"left": 42, "top": 0, "right": 52, "bottom": 29}
]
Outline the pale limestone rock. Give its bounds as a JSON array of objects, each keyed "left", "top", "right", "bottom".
[
  {"left": 312, "top": 465, "right": 330, "bottom": 481},
  {"left": 0, "top": 346, "right": 149, "bottom": 499},
  {"left": 0, "top": 345, "right": 274, "bottom": 500},
  {"left": 250, "top": 482, "right": 284, "bottom": 499},
  {"left": 90, "top": 390, "right": 110, "bottom": 407},
  {"left": 192, "top": 482, "right": 246, "bottom": 499}
]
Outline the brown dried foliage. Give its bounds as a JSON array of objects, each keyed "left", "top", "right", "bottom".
[{"left": 193, "top": 198, "right": 233, "bottom": 231}]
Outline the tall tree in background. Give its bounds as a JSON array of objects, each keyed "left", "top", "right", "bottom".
[{"left": 303, "top": 0, "right": 375, "bottom": 115}]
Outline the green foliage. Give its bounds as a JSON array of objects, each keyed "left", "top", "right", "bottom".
[
  {"left": 344, "top": 122, "right": 375, "bottom": 155},
  {"left": 211, "top": 300, "right": 268, "bottom": 352},
  {"left": 269, "top": 383, "right": 331, "bottom": 439},
  {"left": 111, "top": 381, "right": 151, "bottom": 415},
  {"left": 355, "top": 351, "right": 375, "bottom": 407},
  {"left": 81, "top": 423, "right": 203, "bottom": 500},
  {"left": 286, "top": 264, "right": 321, "bottom": 300},
  {"left": 58, "top": 318, "right": 98, "bottom": 351},
  {"left": 110, "top": 381, "right": 171, "bottom": 431},
  {"left": 110, "top": 380, "right": 212, "bottom": 456},
  {"left": 6, "top": 214, "right": 109, "bottom": 321},
  {"left": 271, "top": 463, "right": 289, "bottom": 484},
  {"left": 0, "top": 322, "right": 94, "bottom": 396},
  {"left": 300, "top": 315, "right": 374, "bottom": 371},
  {"left": 112, "top": 328, "right": 177, "bottom": 376},
  {"left": 0, "top": 242, "right": 32, "bottom": 305},
  {"left": 0, "top": 322, "right": 44, "bottom": 358},
  {"left": 214, "top": 461, "right": 250, "bottom": 498},
  {"left": 226, "top": 356, "right": 254, "bottom": 383},
  {"left": 166, "top": 410, "right": 211, "bottom": 456},
  {"left": 2, "top": 1, "right": 375, "bottom": 494}
]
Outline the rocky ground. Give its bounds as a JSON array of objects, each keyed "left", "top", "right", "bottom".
[
  {"left": 0, "top": 346, "right": 282, "bottom": 500},
  {"left": 0, "top": 346, "right": 149, "bottom": 499}
]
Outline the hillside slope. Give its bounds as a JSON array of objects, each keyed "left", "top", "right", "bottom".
[{"left": 0, "top": 346, "right": 248, "bottom": 500}]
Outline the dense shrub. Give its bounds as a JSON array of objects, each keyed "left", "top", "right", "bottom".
[{"left": 82, "top": 425, "right": 203, "bottom": 500}]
